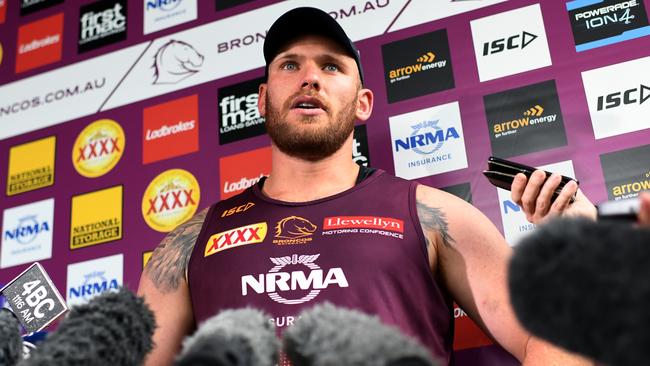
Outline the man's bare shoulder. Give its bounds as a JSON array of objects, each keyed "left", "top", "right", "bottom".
[
  {"left": 414, "top": 184, "right": 458, "bottom": 250},
  {"left": 143, "top": 207, "right": 210, "bottom": 293}
]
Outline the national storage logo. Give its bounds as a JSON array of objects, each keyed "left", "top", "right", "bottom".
[
  {"left": 382, "top": 29, "right": 454, "bottom": 103},
  {"left": 72, "top": 119, "right": 125, "bottom": 178},
  {"left": 66, "top": 254, "right": 122, "bottom": 306},
  {"left": 600, "top": 144, "right": 650, "bottom": 200},
  {"left": 389, "top": 102, "right": 467, "bottom": 180},
  {"left": 20, "top": 0, "right": 63, "bottom": 16},
  {"left": 70, "top": 185, "right": 123, "bottom": 249},
  {"left": 142, "top": 169, "right": 200, "bottom": 232},
  {"left": 143, "top": 94, "right": 199, "bottom": 164},
  {"left": 219, "top": 146, "right": 271, "bottom": 199},
  {"left": 484, "top": 80, "right": 567, "bottom": 158},
  {"left": 78, "top": 0, "right": 127, "bottom": 53},
  {"left": 470, "top": 4, "right": 551, "bottom": 82},
  {"left": 16, "top": 13, "right": 64, "bottom": 73},
  {"left": 218, "top": 77, "right": 265, "bottom": 145},
  {"left": 204, "top": 222, "right": 267, "bottom": 257},
  {"left": 6, "top": 136, "right": 56, "bottom": 196},
  {"left": 144, "top": 0, "right": 197, "bottom": 35},
  {"left": 1, "top": 199, "right": 54, "bottom": 269},
  {"left": 568, "top": 0, "right": 650, "bottom": 52}
]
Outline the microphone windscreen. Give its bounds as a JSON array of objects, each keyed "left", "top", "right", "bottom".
[
  {"left": 509, "top": 217, "right": 650, "bottom": 366},
  {"left": 19, "top": 287, "right": 155, "bottom": 366},
  {"left": 284, "top": 302, "right": 438, "bottom": 366},
  {"left": 175, "top": 308, "right": 278, "bottom": 366},
  {"left": 0, "top": 308, "right": 22, "bottom": 366}
]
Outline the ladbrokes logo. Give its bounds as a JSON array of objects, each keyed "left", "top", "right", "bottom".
[
  {"left": 241, "top": 253, "right": 349, "bottom": 305},
  {"left": 389, "top": 102, "right": 467, "bottom": 180},
  {"left": 20, "top": 0, "right": 63, "bottom": 16},
  {"left": 152, "top": 40, "right": 203, "bottom": 84},
  {"left": 218, "top": 77, "right": 265, "bottom": 144},
  {"left": 78, "top": 0, "right": 127, "bottom": 53},
  {"left": 273, "top": 216, "right": 317, "bottom": 245},
  {"left": 322, "top": 216, "right": 404, "bottom": 239},
  {"left": 7, "top": 136, "right": 56, "bottom": 196},
  {"left": 382, "top": 30, "right": 454, "bottom": 103},
  {"left": 204, "top": 222, "right": 267, "bottom": 257},
  {"left": 568, "top": 0, "right": 650, "bottom": 52},
  {"left": 16, "top": 13, "right": 63, "bottom": 73},
  {"left": 143, "top": 94, "right": 199, "bottom": 164},
  {"left": 142, "top": 169, "right": 200, "bottom": 232},
  {"left": 484, "top": 80, "right": 567, "bottom": 158},
  {"left": 220, "top": 146, "right": 271, "bottom": 199},
  {"left": 70, "top": 186, "right": 123, "bottom": 249},
  {"left": 73, "top": 119, "right": 124, "bottom": 178},
  {"left": 600, "top": 144, "right": 650, "bottom": 200}
]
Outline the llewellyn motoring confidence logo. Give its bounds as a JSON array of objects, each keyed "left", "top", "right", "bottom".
[
  {"left": 142, "top": 169, "right": 200, "bottom": 232},
  {"left": 7, "top": 136, "right": 56, "bottom": 196},
  {"left": 72, "top": 119, "right": 125, "bottom": 178},
  {"left": 389, "top": 102, "right": 467, "bottom": 180},
  {"left": 600, "top": 144, "right": 650, "bottom": 200},
  {"left": 484, "top": 80, "right": 567, "bottom": 158},
  {"left": 568, "top": 0, "right": 650, "bottom": 52},
  {"left": 70, "top": 185, "right": 123, "bottom": 249},
  {"left": 382, "top": 29, "right": 454, "bottom": 103},
  {"left": 78, "top": 0, "right": 127, "bottom": 53},
  {"left": 218, "top": 77, "right": 265, "bottom": 145}
]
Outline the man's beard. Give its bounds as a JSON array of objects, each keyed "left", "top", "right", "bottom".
[{"left": 265, "top": 92, "right": 357, "bottom": 162}]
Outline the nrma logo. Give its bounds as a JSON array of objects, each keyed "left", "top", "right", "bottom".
[
  {"left": 394, "top": 120, "right": 460, "bottom": 155},
  {"left": 69, "top": 271, "right": 119, "bottom": 299},
  {"left": 146, "top": 0, "right": 182, "bottom": 11},
  {"left": 4, "top": 215, "right": 50, "bottom": 245}
]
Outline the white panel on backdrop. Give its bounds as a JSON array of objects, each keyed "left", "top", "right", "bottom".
[
  {"left": 497, "top": 160, "right": 576, "bottom": 246},
  {"left": 66, "top": 254, "right": 123, "bottom": 307},
  {"left": 143, "top": 0, "right": 197, "bottom": 35},
  {"left": 1, "top": 198, "right": 54, "bottom": 268},
  {"left": 0, "top": 44, "right": 148, "bottom": 140},
  {"left": 388, "top": 0, "right": 506, "bottom": 32},
  {"left": 582, "top": 55, "right": 650, "bottom": 139},
  {"left": 470, "top": 3, "right": 552, "bottom": 82},
  {"left": 389, "top": 101, "right": 468, "bottom": 180}
]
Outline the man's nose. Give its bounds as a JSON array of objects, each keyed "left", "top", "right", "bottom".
[{"left": 300, "top": 63, "right": 321, "bottom": 90}]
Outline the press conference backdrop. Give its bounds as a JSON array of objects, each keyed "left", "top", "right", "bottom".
[{"left": 1, "top": 0, "right": 649, "bottom": 364}]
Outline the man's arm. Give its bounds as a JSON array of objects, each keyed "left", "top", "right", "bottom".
[
  {"left": 137, "top": 207, "right": 209, "bottom": 366},
  {"left": 415, "top": 185, "right": 591, "bottom": 365}
]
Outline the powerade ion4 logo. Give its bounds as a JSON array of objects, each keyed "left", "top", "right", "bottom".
[
  {"left": 73, "top": 119, "right": 125, "bottom": 178},
  {"left": 142, "top": 169, "right": 200, "bottom": 232},
  {"left": 568, "top": 0, "right": 650, "bottom": 52}
]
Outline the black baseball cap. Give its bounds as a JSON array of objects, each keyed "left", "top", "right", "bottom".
[{"left": 263, "top": 7, "right": 364, "bottom": 84}]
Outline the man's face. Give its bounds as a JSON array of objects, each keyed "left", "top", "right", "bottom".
[{"left": 259, "top": 35, "right": 373, "bottom": 162}]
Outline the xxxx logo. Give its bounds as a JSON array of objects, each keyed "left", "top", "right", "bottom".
[
  {"left": 142, "top": 169, "right": 200, "bottom": 232},
  {"left": 72, "top": 119, "right": 125, "bottom": 178},
  {"left": 205, "top": 222, "right": 267, "bottom": 257},
  {"left": 146, "top": 186, "right": 197, "bottom": 214}
]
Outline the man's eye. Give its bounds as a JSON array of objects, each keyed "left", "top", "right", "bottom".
[
  {"left": 281, "top": 62, "right": 297, "bottom": 70},
  {"left": 324, "top": 64, "right": 339, "bottom": 72}
]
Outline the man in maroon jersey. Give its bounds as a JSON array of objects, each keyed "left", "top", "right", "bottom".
[{"left": 138, "top": 7, "right": 593, "bottom": 366}]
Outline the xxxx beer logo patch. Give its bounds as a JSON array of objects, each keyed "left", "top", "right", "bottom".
[
  {"left": 142, "top": 169, "right": 200, "bottom": 232},
  {"left": 73, "top": 119, "right": 125, "bottom": 178},
  {"left": 204, "top": 222, "right": 268, "bottom": 257}
]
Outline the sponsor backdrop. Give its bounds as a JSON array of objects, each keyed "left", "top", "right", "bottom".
[{"left": 1, "top": 0, "right": 650, "bottom": 364}]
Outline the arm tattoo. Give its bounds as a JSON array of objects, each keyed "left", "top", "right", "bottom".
[
  {"left": 416, "top": 198, "right": 455, "bottom": 248},
  {"left": 144, "top": 207, "right": 209, "bottom": 292}
]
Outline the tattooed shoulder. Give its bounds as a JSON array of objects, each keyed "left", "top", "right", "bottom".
[
  {"left": 416, "top": 194, "right": 455, "bottom": 249},
  {"left": 144, "top": 207, "right": 210, "bottom": 292}
]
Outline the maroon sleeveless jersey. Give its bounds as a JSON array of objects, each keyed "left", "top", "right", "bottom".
[{"left": 188, "top": 169, "right": 454, "bottom": 363}]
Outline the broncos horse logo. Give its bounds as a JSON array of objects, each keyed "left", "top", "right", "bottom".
[
  {"left": 275, "top": 216, "right": 317, "bottom": 239},
  {"left": 152, "top": 40, "right": 204, "bottom": 85}
]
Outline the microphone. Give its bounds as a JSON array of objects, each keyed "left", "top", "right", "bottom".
[
  {"left": 18, "top": 287, "right": 155, "bottom": 366},
  {"left": 283, "top": 302, "right": 438, "bottom": 366},
  {"left": 509, "top": 217, "right": 650, "bottom": 366},
  {"left": 0, "top": 308, "right": 23, "bottom": 365},
  {"left": 175, "top": 308, "right": 279, "bottom": 366}
]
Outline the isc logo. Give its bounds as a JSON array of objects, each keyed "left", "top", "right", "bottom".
[
  {"left": 482, "top": 31, "right": 538, "bottom": 56},
  {"left": 597, "top": 85, "right": 650, "bottom": 111}
]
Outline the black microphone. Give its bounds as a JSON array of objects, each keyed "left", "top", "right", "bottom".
[
  {"left": 0, "top": 308, "right": 23, "bottom": 366},
  {"left": 509, "top": 217, "right": 650, "bottom": 366},
  {"left": 283, "top": 302, "right": 438, "bottom": 366},
  {"left": 18, "top": 287, "right": 155, "bottom": 366},
  {"left": 175, "top": 308, "right": 279, "bottom": 366}
]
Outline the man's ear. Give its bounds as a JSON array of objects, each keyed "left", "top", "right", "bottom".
[
  {"left": 258, "top": 83, "right": 267, "bottom": 116},
  {"left": 355, "top": 88, "right": 374, "bottom": 122}
]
